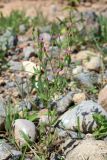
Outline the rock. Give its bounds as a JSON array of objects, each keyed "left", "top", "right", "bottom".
[
  {"left": 17, "top": 99, "right": 32, "bottom": 111},
  {"left": 73, "top": 93, "right": 86, "bottom": 104},
  {"left": 0, "top": 140, "right": 22, "bottom": 160},
  {"left": 11, "top": 150, "right": 22, "bottom": 159},
  {"left": 98, "top": 85, "right": 107, "bottom": 111},
  {"left": 84, "top": 56, "right": 101, "bottom": 71},
  {"left": 72, "top": 66, "right": 83, "bottom": 75},
  {"left": 72, "top": 50, "right": 95, "bottom": 62},
  {"left": 49, "top": 46, "right": 60, "bottom": 57},
  {"left": 0, "top": 29, "right": 16, "bottom": 50},
  {"left": 0, "top": 140, "right": 12, "bottom": 159},
  {"left": 34, "top": 96, "right": 44, "bottom": 109},
  {"left": 23, "top": 46, "right": 35, "bottom": 60},
  {"left": 74, "top": 71, "right": 98, "bottom": 87},
  {"left": 55, "top": 127, "right": 85, "bottom": 139},
  {"left": 57, "top": 100, "right": 107, "bottom": 133},
  {"left": 5, "top": 81, "right": 16, "bottom": 88},
  {"left": 19, "top": 24, "right": 26, "bottom": 34},
  {"left": 20, "top": 81, "right": 32, "bottom": 95},
  {"left": 14, "top": 119, "right": 36, "bottom": 147},
  {"left": 22, "top": 61, "right": 40, "bottom": 76},
  {"left": 0, "top": 98, "right": 6, "bottom": 131},
  {"left": 65, "top": 134, "right": 107, "bottom": 160},
  {"left": 9, "top": 61, "right": 22, "bottom": 71},
  {"left": 0, "top": 78, "right": 6, "bottom": 86},
  {"left": 52, "top": 92, "right": 74, "bottom": 114}
]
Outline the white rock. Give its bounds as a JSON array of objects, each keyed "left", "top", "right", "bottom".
[
  {"left": 72, "top": 66, "right": 83, "bottom": 75},
  {"left": 23, "top": 46, "right": 35, "bottom": 59},
  {"left": 19, "top": 24, "right": 26, "bottom": 34},
  {"left": 14, "top": 119, "right": 36, "bottom": 147},
  {"left": 22, "top": 61, "right": 40, "bottom": 76}
]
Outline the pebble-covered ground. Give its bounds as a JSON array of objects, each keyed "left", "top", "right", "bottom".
[{"left": 1, "top": 0, "right": 107, "bottom": 160}]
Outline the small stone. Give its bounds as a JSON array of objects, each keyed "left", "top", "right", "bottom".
[
  {"left": 72, "top": 66, "right": 83, "bottom": 75},
  {"left": 52, "top": 92, "right": 74, "bottom": 114},
  {"left": 84, "top": 56, "right": 101, "bottom": 71},
  {"left": 13, "top": 90, "right": 20, "bottom": 98},
  {"left": 5, "top": 81, "right": 16, "bottom": 88},
  {"left": 19, "top": 24, "right": 26, "bottom": 34},
  {"left": 0, "top": 78, "right": 5, "bottom": 86},
  {"left": 0, "top": 98, "right": 6, "bottom": 131},
  {"left": 73, "top": 93, "right": 86, "bottom": 104},
  {"left": 11, "top": 150, "right": 22, "bottom": 159},
  {"left": 33, "top": 96, "right": 44, "bottom": 109},
  {"left": 14, "top": 119, "right": 36, "bottom": 147},
  {"left": 18, "top": 99, "right": 32, "bottom": 111},
  {"left": 38, "top": 109, "right": 49, "bottom": 124},
  {"left": 22, "top": 61, "right": 40, "bottom": 76},
  {"left": 0, "top": 29, "right": 16, "bottom": 50},
  {"left": 49, "top": 46, "right": 60, "bottom": 57},
  {"left": 9, "top": 61, "right": 22, "bottom": 71},
  {"left": 23, "top": 46, "right": 35, "bottom": 60},
  {"left": 18, "top": 80, "right": 32, "bottom": 96},
  {"left": 98, "top": 85, "right": 107, "bottom": 111}
]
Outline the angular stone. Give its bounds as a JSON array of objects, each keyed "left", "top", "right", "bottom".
[{"left": 52, "top": 92, "right": 74, "bottom": 114}]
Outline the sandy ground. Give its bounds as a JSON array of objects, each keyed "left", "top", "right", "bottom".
[
  {"left": 0, "top": 0, "right": 68, "bottom": 21},
  {"left": 0, "top": 0, "right": 107, "bottom": 20}
]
